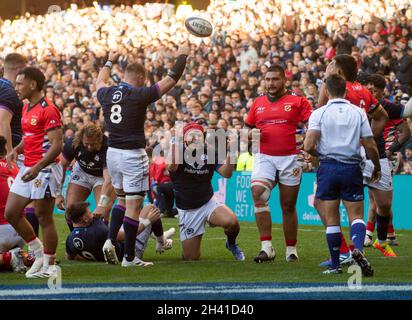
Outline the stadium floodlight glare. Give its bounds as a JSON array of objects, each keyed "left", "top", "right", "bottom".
[{"left": 176, "top": 3, "right": 193, "bottom": 21}]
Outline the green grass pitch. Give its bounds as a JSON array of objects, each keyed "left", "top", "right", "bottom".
[{"left": 1, "top": 215, "right": 412, "bottom": 285}]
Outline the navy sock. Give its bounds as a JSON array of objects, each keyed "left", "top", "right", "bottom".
[
  {"left": 151, "top": 218, "right": 164, "bottom": 237},
  {"left": 326, "top": 226, "right": 341, "bottom": 269},
  {"left": 25, "top": 208, "right": 39, "bottom": 236},
  {"left": 123, "top": 216, "right": 139, "bottom": 262},
  {"left": 109, "top": 205, "right": 126, "bottom": 244},
  {"left": 350, "top": 219, "right": 366, "bottom": 252},
  {"left": 376, "top": 214, "right": 390, "bottom": 242}
]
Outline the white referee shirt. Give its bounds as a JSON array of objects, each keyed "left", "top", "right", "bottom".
[{"left": 308, "top": 98, "right": 373, "bottom": 164}]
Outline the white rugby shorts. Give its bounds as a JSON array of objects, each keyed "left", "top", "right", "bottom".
[
  {"left": 10, "top": 163, "right": 62, "bottom": 200},
  {"left": 107, "top": 147, "right": 149, "bottom": 194},
  {"left": 68, "top": 162, "right": 104, "bottom": 191},
  {"left": 177, "top": 196, "right": 222, "bottom": 242},
  {"left": 363, "top": 158, "right": 393, "bottom": 191},
  {"left": 251, "top": 153, "right": 303, "bottom": 186},
  {"left": 0, "top": 224, "right": 25, "bottom": 252}
]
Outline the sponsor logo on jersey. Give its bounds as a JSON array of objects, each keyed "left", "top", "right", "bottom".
[
  {"left": 256, "top": 106, "right": 265, "bottom": 113},
  {"left": 73, "top": 237, "right": 84, "bottom": 250},
  {"left": 112, "top": 90, "right": 123, "bottom": 103}
]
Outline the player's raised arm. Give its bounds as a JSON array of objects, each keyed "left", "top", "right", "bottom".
[
  {"left": 156, "top": 45, "right": 190, "bottom": 96},
  {"left": 96, "top": 51, "right": 120, "bottom": 91}
]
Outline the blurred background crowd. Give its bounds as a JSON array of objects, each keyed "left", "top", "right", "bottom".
[{"left": 1, "top": 0, "right": 412, "bottom": 175}]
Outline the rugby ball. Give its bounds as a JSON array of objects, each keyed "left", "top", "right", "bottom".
[{"left": 185, "top": 17, "right": 213, "bottom": 37}]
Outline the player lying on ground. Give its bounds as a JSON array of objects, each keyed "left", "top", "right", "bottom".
[
  {"left": 305, "top": 74, "right": 380, "bottom": 276},
  {"left": 364, "top": 73, "right": 411, "bottom": 249},
  {"left": 244, "top": 65, "right": 313, "bottom": 263},
  {"left": 96, "top": 47, "right": 189, "bottom": 267},
  {"left": 5, "top": 67, "right": 63, "bottom": 279},
  {"left": 56, "top": 123, "right": 115, "bottom": 229},
  {"left": 65, "top": 202, "right": 174, "bottom": 265},
  {"left": 167, "top": 122, "right": 245, "bottom": 261}
]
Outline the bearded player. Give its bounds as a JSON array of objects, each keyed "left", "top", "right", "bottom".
[
  {"left": 168, "top": 122, "right": 245, "bottom": 261},
  {"left": 5, "top": 67, "right": 63, "bottom": 278},
  {"left": 96, "top": 47, "right": 189, "bottom": 267},
  {"left": 245, "top": 65, "right": 312, "bottom": 263}
]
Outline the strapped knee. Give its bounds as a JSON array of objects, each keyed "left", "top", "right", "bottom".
[{"left": 251, "top": 178, "right": 274, "bottom": 203}]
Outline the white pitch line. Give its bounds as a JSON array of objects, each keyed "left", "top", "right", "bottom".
[{"left": 0, "top": 284, "right": 412, "bottom": 298}]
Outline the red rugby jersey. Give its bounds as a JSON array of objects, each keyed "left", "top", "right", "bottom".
[
  {"left": 345, "top": 81, "right": 379, "bottom": 113},
  {"left": 246, "top": 91, "right": 312, "bottom": 156},
  {"left": 383, "top": 119, "right": 404, "bottom": 150},
  {"left": 0, "top": 159, "right": 19, "bottom": 225},
  {"left": 22, "top": 98, "right": 62, "bottom": 167}
]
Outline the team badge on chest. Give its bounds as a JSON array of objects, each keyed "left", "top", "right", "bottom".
[{"left": 284, "top": 104, "right": 292, "bottom": 112}]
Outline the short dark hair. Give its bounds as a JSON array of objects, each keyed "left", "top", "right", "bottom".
[
  {"left": 334, "top": 54, "right": 358, "bottom": 82},
  {"left": 125, "top": 62, "right": 146, "bottom": 77},
  {"left": 4, "top": 53, "right": 27, "bottom": 67},
  {"left": 266, "top": 65, "right": 285, "bottom": 77},
  {"left": 325, "top": 74, "right": 347, "bottom": 97},
  {"left": 367, "top": 74, "right": 386, "bottom": 90},
  {"left": 66, "top": 202, "right": 89, "bottom": 224},
  {"left": 18, "top": 67, "right": 45, "bottom": 91},
  {"left": 0, "top": 136, "right": 7, "bottom": 156}
]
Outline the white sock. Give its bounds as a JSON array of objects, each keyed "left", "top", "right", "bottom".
[
  {"left": 43, "top": 254, "right": 53, "bottom": 269},
  {"left": 261, "top": 240, "right": 272, "bottom": 253},
  {"left": 28, "top": 238, "right": 42, "bottom": 254}
]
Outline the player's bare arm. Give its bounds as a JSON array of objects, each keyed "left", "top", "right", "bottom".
[
  {"left": 304, "top": 130, "right": 320, "bottom": 157},
  {"left": 0, "top": 109, "right": 13, "bottom": 153},
  {"left": 21, "top": 127, "right": 63, "bottom": 182},
  {"left": 96, "top": 51, "right": 120, "bottom": 91},
  {"left": 156, "top": 45, "right": 190, "bottom": 96},
  {"left": 6, "top": 139, "right": 24, "bottom": 169},
  {"left": 361, "top": 136, "right": 381, "bottom": 182},
  {"left": 55, "top": 156, "right": 71, "bottom": 210},
  {"left": 368, "top": 104, "right": 389, "bottom": 138},
  {"left": 217, "top": 156, "right": 236, "bottom": 179},
  {"left": 94, "top": 168, "right": 115, "bottom": 219}
]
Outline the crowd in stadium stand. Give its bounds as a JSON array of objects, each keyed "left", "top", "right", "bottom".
[{"left": 1, "top": 0, "right": 412, "bottom": 174}]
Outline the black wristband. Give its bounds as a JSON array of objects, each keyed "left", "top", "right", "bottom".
[
  {"left": 168, "top": 54, "right": 188, "bottom": 82},
  {"left": 389, "top": 140, "right": 402, "bottom": 153}
]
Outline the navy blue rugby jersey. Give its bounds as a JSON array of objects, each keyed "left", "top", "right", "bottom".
[
  {"left": 0, "top": 78, "right": 23, "bottom": 147},
  {"left": 97, "top": 82, "right": 160, "bottom": 149}
]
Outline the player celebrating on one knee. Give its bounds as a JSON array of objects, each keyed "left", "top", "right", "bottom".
[
  {"left": 244, "top": 65, "right": 312, "bottom": 263},
  {"left": 57, "top": 123, "right": 114, "bottom": 229},
  {"left": 167, "top": 122, "right": 245, "bottom": 261},
  {"left": 305, "top": 74, "right": 380, "bottom": 276},
  {"left": 5, "top": 67, "right": 63, "bottom": 278},
  {"left": 96, "top": 46, "right": 189, "bottom": 267}
]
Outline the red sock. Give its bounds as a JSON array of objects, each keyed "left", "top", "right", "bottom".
[
  {"left": 285, "top": 239, "right": 297, "bottom": 247},
  {"left": 388, "top": 224, "right": 395, "bottom": 234},
  {"left": 2, "top": 252, "right": 12, "bottom": 268},
  {"left": 340, "top": 233, "right": 349, "bottom": 254},
  {"left": 260, "top": 236, "right": 272, "bottom": 241},
  {"left": 366, "top": 221, "right": 375, "bottom": 232}
]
